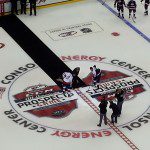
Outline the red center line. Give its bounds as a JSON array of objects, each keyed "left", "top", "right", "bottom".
[{"left": 75, "top": 89, "right": 139, "bottom": 150}]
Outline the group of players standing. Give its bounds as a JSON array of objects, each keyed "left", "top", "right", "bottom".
[
  {"left": 10, "top": 0, "right": 149, "bottom": 18},
  {"left": 57, "top": 65, "right": 101, "bottom": 92},
  {"left": 57, "top": 65, "right": 126, "bottom": 127},
  {"left": 114, "top": 0, "right": 149, "bottom": 19},
  {"left": 89, "top": 65, "right": 126, "bottom": 126},
  {"left": 10, "top": 0, "right": 37, "bottom": 16},
  {"left": 97, "top": 89, "right": 125, "bottom": 127}
]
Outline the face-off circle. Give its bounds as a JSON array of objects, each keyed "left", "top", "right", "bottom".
[{"left": 7, "top": 59, "right": 150, "bottom": 132}]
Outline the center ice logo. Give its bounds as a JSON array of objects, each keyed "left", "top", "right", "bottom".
[
  {"left": 2, "top": 56, "right": 150, "bottom": 136},
  {"left": 12, "top": 70, "right": 144, "bottom": 120},
  {"left": 13, "top": 84, "right": 78, "bottom": 119},
  {"left": 83, "top": 70, "right": 144, "bottom": 101}
]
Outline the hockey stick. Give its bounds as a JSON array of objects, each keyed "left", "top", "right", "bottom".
[
  {"left": 125, "top": 7, "right": 136, "bottom": 23},
  {"left": 130, "top": 14, "right": 136, "bottom": 23}
]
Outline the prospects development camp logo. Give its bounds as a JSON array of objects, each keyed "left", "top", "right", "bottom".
[
  {"left": 10, "top": 69, "right": 144, "bottom": 120},
  {"left": 1, "top": 56, "right": 150, "bottom": 138},
  {"left": 84, "top": 71, "right": 144, "bottom": 101},
  {"left": 14, "top": 84, "right": 78, "bottom": 119}
]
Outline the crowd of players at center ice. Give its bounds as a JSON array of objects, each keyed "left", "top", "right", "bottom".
[
  {"left": 114, "top": 0, "right": 149, "bottom": 18},
  {"left": 57, "top": 66, "right": 129, "bottom": 126}
]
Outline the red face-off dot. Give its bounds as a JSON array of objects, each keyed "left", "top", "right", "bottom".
[{"left": 111, "top": 32, "right": 120, "bottom": 36}]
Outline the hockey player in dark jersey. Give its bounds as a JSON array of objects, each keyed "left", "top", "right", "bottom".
[
  {"left": 90, "top": 65, "right": 101, "bottom": 86},
  {"left": 114, "top": 0, "right": 126, "bottom": 18},
  {"left": 127, "top": 0, "right": 137, "bottom": 18},
  {"left": 141, "top": 0, "right": 149, "bottom": 15}
]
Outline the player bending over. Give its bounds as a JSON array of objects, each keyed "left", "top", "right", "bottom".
[{"left": 57, "top": 72, "right": 73, "bottom": 93}]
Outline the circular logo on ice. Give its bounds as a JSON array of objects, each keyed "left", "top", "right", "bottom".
[{"left": 2, "top": 56, "right": 150, "bottom": 138}]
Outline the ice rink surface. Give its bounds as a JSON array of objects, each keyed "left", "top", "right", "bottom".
[{"left": 0, "top": 0, "right": 150, "bottom": 150}]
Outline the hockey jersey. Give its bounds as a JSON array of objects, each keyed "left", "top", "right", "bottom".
[
  {"left": 127, "top": 0, "right": 137, "bottom": 9},
  {"left": 114, "top": 0, "right": 126, "bottom": 7},
  {"left": 62, "top": 72, "right": 73, "bottom": 83}
]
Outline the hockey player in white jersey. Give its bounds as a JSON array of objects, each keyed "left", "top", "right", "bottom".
[
  {"left": 61, "top": 72, "right": 73, "bottom": 92},
  {"left": 90, "top": 65, "right": 101, "bottom": 86}
]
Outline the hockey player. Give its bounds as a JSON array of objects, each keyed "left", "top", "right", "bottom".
[
  {"left": 114, "top": 0, "right": 126, "bottom": 18},
  {"left": 109, "top": 101, "right": 120, "bottom": 124},
  {"left": 90, "top": 67, "right": 96, "bottom": 85},
  {"left": 127, "top": 0, "right": 137, "bottom": 18},
  {"left": 90, "top": 65, "right": 101, "bottom": 86},
  {"left": 20, "top": 0, "right": 27, "bottom": 14},
  {"left": 61, "top": 72, "right": 73, "bottom": 92},
  {"left": 141, "top": 0, "right": 149, "bottom": 15}
]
